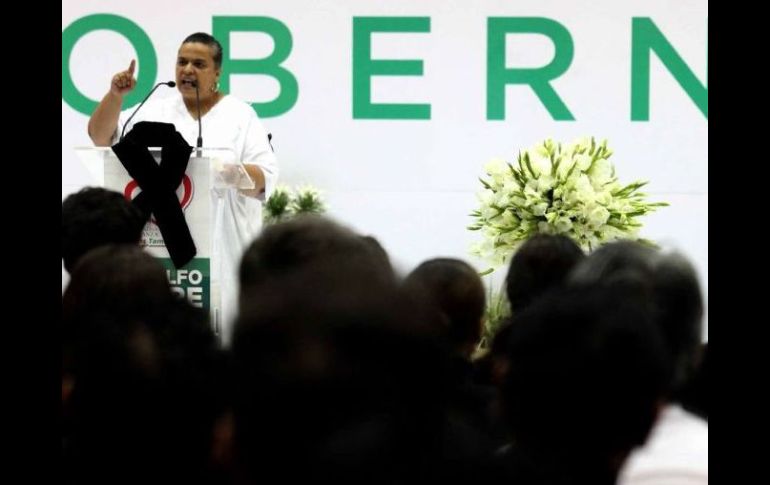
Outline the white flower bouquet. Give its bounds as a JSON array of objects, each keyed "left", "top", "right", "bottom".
[{"left": 469, "top": 137, "right": 668, "bottom": 272}]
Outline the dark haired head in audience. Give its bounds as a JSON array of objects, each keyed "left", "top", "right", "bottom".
[
  {"left": 62, "top": 244, "right": 174, "bottom": 327},
  {"left": 569, "top": 240, "right": 704, "bottom": 395},
  {"left": 62, "top": 245, "right": 174, "bottom": 465},
  {"left": 474, "top": 234, "right": 586, "bottom": 435},
  {"left": 62, "top": 186, "right": 147, "bottom": 273},
  {"left": 485, "top": 233, "right": 584, "bottom": 388},
  {"left": 402, "top": 258, "right": 498, "bottom": 455},
  {"left": 64, "top": 299, "right": 226, "bottom": 484},
  {"left": 233, "top": 259, "right": 449, "bottom": 482},
  {"left": 62, "top": 244, "right": 176, "bottom": 391},
  {"left": 233, "top": 220, "right": 506, "bottom": 484},
  {"left": 62, "top": 245, "right": 225, "bottom": 483},
  {"left": 505, "top": 233, "right": 585, "bottom": 313},
  {"left": 497, "top": 285, "right": 669, "bottom": 485},
  {"left": 403, "top": 258, "right": 485, "bottom": 359},
  {"left": 238, "top": 215, "right": 395, "bottom": 308}
]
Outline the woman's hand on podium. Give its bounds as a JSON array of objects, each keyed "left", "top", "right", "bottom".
[{"left": 110, "top": 59, "right": 137, "bottom": 97}]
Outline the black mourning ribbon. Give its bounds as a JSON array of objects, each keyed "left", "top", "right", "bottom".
[{"left": 112, "top": 121, "right": 196, "bottom": 268}]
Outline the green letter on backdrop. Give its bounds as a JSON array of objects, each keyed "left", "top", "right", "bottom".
[
  {"left": 487, "top": 17, "right": 574, "bottom": 121},
  {"left": 62, "top": 14, "right": 157, "bottom": 115},
  {"left": 353, "top": 17, "right": 431, "bottom": 120},
  {"left": 631, "top": 17, "right": 708, "bottom": 120},
  {"left": 214, "top": 16, "right": 298, "bottom": 117}
]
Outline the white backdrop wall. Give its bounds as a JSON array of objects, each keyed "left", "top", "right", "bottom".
[{"left": 62, "top": 0, "right": 708, "bottom": 338}]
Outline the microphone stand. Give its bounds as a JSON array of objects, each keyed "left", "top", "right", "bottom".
[
  {"left": 195, "top": 82, "right": 203, "bottom": 158},
  {"left": 120, "top": 81, "right": 176, "bottom": 141}
]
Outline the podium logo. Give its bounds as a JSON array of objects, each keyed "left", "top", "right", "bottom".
[{"left": 124, "top": 175, "right": 194, "bottom": 223}]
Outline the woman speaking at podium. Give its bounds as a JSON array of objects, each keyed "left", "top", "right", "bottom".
[{"left": 87, "top": 32, "right": 279, "bottom": 346}]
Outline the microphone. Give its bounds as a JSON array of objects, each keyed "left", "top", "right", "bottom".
[
  {"left": 120, "top": 81, "right": 176, "bottom": 141},
  {"left": 194, "top": 81, "right": 203, "bottom": 157}
]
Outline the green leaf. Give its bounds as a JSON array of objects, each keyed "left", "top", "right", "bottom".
[
  {"left": 511, "top": 169, "right": 526, "bottom": 187},
  {"left": 563, "top": 160, "right": 579, "bottom": 181},
  {"left": 612, "top": 181, "right": 648, "bottom": 197},
  {"left": 524, "top": 152, "right": 539, "bottom": 179},
  {"left": 551, "top": 155, "right": 561, "bottom": 177}
]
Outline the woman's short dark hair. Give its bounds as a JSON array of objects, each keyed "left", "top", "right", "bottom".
[{"left": 182, "top": 32, "right": 223, "bottom": 68}]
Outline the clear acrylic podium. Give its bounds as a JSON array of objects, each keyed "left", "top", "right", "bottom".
[{"left": 74, "top": 146, "right": 255, "bottom": 338}]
